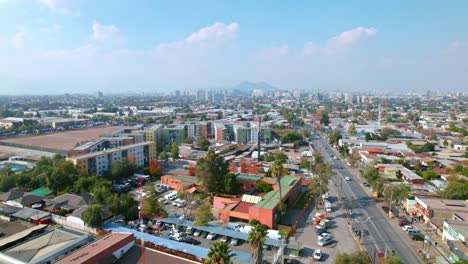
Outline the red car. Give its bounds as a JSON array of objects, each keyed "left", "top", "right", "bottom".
[{"left": 399, "top": 219, "right": 409, "bottom": 227}]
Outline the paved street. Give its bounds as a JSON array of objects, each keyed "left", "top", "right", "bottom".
[
  {"left": 292, "top": 179, "right": 359, "bottom": 263},
  {"left": 311, "top": 134, "right": 422, "bottom": 264}
]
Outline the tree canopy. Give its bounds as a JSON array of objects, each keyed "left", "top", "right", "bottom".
[
  {"left": 196, "top": 150, "right": 240, "bottom": 194},
  {"left": 280, "top": 131, "right": 303, "bottom": 146},
  {"left": 205, "top": 242, "right": 235, "bottom": 264},
  {"left": 197, "top": 137, "right": 210, "bottom": 151},
  {"left": 82, "top": 204, "right": 103, "bottom": 227}
]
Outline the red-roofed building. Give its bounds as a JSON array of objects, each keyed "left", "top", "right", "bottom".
[{"left": 57, "top": 232, "right": 135, "bottom": 264}]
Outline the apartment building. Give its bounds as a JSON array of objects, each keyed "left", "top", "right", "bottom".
[{"left": 67, "top": 141, "right": 155, "bottom": 176}]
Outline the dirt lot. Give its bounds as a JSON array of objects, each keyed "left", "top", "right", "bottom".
[{"left": 0, "top": 127, "right": 125, "bottom": 151}]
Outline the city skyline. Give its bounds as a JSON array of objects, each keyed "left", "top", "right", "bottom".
[{"left": 0, "top": 0, "right": 467, "bottom": 94}]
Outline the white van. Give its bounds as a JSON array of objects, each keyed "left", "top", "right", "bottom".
[{"left": 165, "top": 191, "right": 178, "bottom": 201}]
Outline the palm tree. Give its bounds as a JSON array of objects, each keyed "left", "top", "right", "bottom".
[
  {"left": 271, "top": 160, "right": 287, "bottom": 218},
  {"left": 205, "top": 241, "right": 235, "bottom": 264},
  {"left": 248, "top": 220, "right": 268, "bottom": 264}
]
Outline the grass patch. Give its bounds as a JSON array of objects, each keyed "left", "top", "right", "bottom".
[{"left": 294, "top": 190, "right": 313, "bottom": 209}]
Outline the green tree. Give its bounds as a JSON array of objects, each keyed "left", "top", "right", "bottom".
[
  {"left": 255, "top": 181, "right": 273, "bottom": 193},
  {"left": 380, "top": 127, "right": 400, "bottom": 140},
  {"left": 91, "top": 185, "right": 112, "bottom": 204},
  {"left": 205, "top": 242, "right": 235, "bottom": 264},
  {"left": 142, "top": 193, "right": 166, "bottom": 218},
  {"left": 82, "top": 204, "right": 103, "bottom": 227},
  {"left": 45, "top": 160, "right": 78, "bottom": 193},
  {"left": 108, "top": 160, "right": 136, "bottom": 181},
  {"left": 421, "top": 170, "right": 439, "bottom": 181},
  {"left": 280, "top": 131, "right": 303, "bottom": 146},
  {"left": 171, "top": 143, "right": 179, "bottom": 159},
  {"left": 248, "top": 220, "right": 268, "bottom": 264},
  {"left": 383, "top": 184, "right": 410, "bottom": 205},
  {"left": 196, "top": 150, "right": 232, "bottom": 194},
  {"left": 441, "top": 180, "right": 468, "bottom": 200},
  {"left": 347, "top": 124, "right": 356, "bottom": 135},
  {"left": 364, "top": 167, "right": 380, "bottom": 186},
  {"left": 329, "top": 129, "right": 342, "bottom": 145},
  {"left": 197, "top": 137, "right": 210, "bottom": 151},
  {"left": 195, "top": 202, "right": 214, "bottom": 226},
  {"left": 320, "top": 112, "right": 330, "bottom": 126},
  {"left": 223, "top": 173, "right": 241, "bottom": 195},
  {"left": 270, "top": 160, "right": 287, "bottom": 218},
  {"left": 335, "top": 251, "right": 370, "bottom": 264}
]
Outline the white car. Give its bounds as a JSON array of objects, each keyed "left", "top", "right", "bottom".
[
  {"left": 402, "top": 225, "right": 413, "bottom": 231},
  {"left": 318, "top": 233, "right": 332, "bottom": 241},
  {"left": 230, "top": 238, "right": 239, "bottom": 246},
  {"left": 206, "top": 232, "right": 217, "bottom": 240},
  {"left": 313, "top": 249, "right": 322, "bottom": 260},
  {"left": 193, "top": 230, "right": 202, "bottom": 237},
  {"left": 345, "top": 177, "right": 351, "bottom": 181}
]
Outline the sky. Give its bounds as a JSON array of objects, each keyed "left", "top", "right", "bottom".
[{"left": 0, "top": 0, "right": 467, "bottom": 94}]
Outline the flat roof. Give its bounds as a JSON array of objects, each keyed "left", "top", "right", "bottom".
[
  {"left": 119, "top": 246, "right": 199, "bottom": 264},
  {"left": 0, "top": 227, "right": 88, "bottom": 263},
  {"left": 152, "top": 218, "right": 280, "bottom": 247},
  {"left": 68, "top": 141, "right": 153, "bottom": 159},
  {"left": 57, "top": 232, "right": 134, "bottom": 264},
  {"left": 162, "top": 175, "right": 200, "bottom": 184},
  {"left": 254, "top": 175, "right": 299, "bottom": 210}
]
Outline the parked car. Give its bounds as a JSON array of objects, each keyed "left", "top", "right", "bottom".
[
  {"left": 318, "top": 233, "right": 332, "bottom": 241},
  {"left": 313, "top": 249, "right": 322, "bottom": 260},
  {"left": 410, "top": 233, "right": 425, "bottom": 241},
  {"left": 193, "top": 230, "right": 202, "bottom": 237},
  {"left": 220, "top": 236, "right": 229, "bottom": 243},
  {"left": 345, "top": 177, "right": 351, "bottom": 181},
  {"left": 363, "top": 182, "right": 370, "bottom": 187},
  {"left": 176, "top": 200, "right": 186, "bottom": 208},
  {"left": 398, "top": 219, "right": 410, "bottom": 227},
  {"left": 200, "top": 231, "right": 208, "bottom": 238},
  {"left": 230, "top": 238, "right": 239, "bottom": 246},
  {"left": 402, "top": 225, "right": 413, "bottom": 231},
  {"left": 206, "top": 232, "right": 217, "bottom": 240},
  {"left": 317, "top": 236, "right": 333, "bottom": 246},
  {"left": 186, "top": 226, "right": 195, "bottom": 235},
  {"left": 316, "top": 227, "right": 327, "bottom": 235},
  {"left": 407, "top": 229, "right": 420, "bottom": 236},
  {"left": 181, "top": 237, "right": 200, "bottom": 245}
]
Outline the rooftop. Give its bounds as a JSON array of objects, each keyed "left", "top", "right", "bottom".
[
  {"left": 254, "top": 175, "right": 299, "bottom": 210},
  {"left": 56, "top": 232, "right": 134, "bottom": 264}
]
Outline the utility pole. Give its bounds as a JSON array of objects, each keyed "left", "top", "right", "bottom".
[
  {"left": 389, "top": 185, "right": 393, "bottom": 218},
  {"left": 257, "top": 114, "right": 261, "bottom": 162}
]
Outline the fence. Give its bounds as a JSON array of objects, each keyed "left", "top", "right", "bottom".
[
  {"left": 51, "top": 214, "right": 98, "bottom": 234},
  {"left": 286, "top": 194, "right": 315, "bottom": 240}
]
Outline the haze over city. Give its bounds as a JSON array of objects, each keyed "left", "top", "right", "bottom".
[{"left": 1, "top": 0, "right": 467, "bottom": 94}]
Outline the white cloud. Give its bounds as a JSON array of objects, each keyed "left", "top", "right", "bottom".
[
  {"left": 328, "top": 27, "right": 377, "bottom": 48},
  {"left": 37, "top": 0, "right": 80, "bottom": 16},
  {"left": 158, "top": 22, "right": 239, "bottom": 49},
  {"left": 303, "top": 26, "right": 377, "bottom": 57},
  {"left": 11, "top": 31, "right": 25, "bottom": 50},
  {"left": 40, "top": 24, "right": 62, "bottom": 33},
  {"left": 92, "top": 21, "right": 125, "bottom": 43}
]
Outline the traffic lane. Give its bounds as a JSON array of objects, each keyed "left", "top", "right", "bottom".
[{"left": 315, "top": 137, "right": 421, "bottom": 263}]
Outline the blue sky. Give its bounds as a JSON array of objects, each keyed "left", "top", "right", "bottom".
[{"left": 0, "top": 0, "right": 467, "bottom": 94}]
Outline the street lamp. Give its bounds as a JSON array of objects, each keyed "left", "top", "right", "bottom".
[{"left": 360, "top": 216, "right": 373, "bottom": 243}]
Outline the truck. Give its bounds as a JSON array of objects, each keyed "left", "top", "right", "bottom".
[{"left": 324, "top": 200, "right": 332, "bottom": 213}]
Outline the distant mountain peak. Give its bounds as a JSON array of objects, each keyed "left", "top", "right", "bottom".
[{"left": 230, "top": 82, "right": 280, "bottom": 93}]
